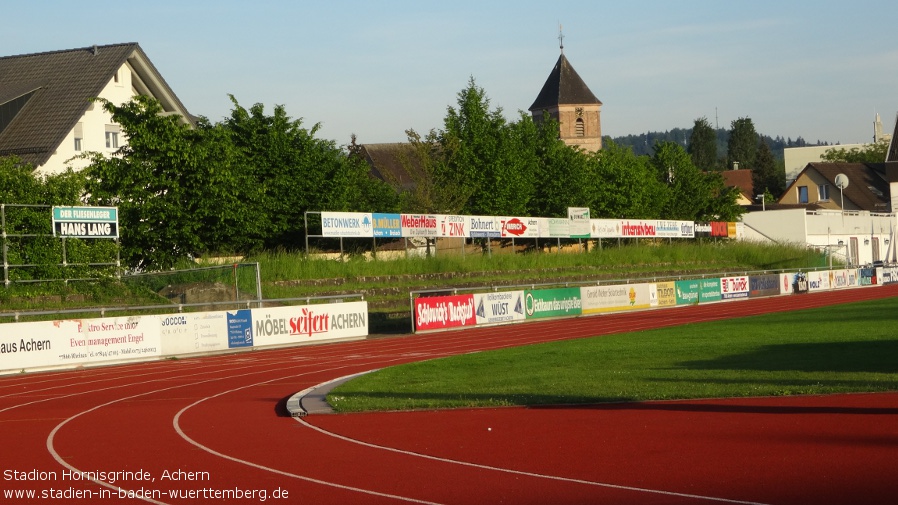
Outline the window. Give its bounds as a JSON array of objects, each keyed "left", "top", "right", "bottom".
[
  {"left": 105, "top": 124, "right": 120, "bottom": 149},
  {"left": 74, "top": 122, "right": 83, "bottom": 151},
  {"left": 798, "top": 186, "right": 809, "bottom": 204},
  {"left": 575, "top": 118, "right": 585, "bottom": 137},
  {"left": 818, "top": 184, "right": 830, "bottom": 201}
]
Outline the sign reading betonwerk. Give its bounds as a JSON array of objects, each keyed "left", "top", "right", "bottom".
[{"left": 52, "top": 206, "right": 119, "bottom": 238}]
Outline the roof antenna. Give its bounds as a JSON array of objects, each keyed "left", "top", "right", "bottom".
[{"left": 558, "top": 23, "right": 565, "bottom": 54}]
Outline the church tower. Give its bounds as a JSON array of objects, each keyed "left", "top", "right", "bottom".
[{"left": 529, "top": 37, "right": 602, "bottom": 152}]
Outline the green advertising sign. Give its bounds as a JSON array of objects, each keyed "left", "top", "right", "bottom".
[
  {"left": 524, "top": 287, "right": 582, "bottom": 319},
  {"left": 674, "top": 280, "right": 700, "bottom": 305},
  {"left": 698, "top": 278, "right": 722, "bottom": 302}
]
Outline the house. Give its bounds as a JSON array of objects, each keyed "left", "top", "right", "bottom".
[
  {"left": 782, "top": 113, "right": 892, "bottom": 184},
  {"left": 719, "top": 169, "right": 754, "bottom": 206},
  {"left": 0, "top": 43, "right": 192, "bottom": 176},
  {"left": 777, "top": 162, "right": 893, "bottom": 212}
]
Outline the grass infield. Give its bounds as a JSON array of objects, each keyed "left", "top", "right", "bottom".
[{"left": 328, "top": 296, "right": 898, "bottom": 412}]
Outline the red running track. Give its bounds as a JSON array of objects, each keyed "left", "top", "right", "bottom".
[{"left": 1, "top": 285, "right": 897, "bottom": 504}]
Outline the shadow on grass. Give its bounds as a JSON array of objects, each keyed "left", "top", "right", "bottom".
[{"left": 677, "top": 340, "right": 898, "bottom": 374}]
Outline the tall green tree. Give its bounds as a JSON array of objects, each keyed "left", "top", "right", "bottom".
[
  {"left": 529, "top": 113, "right": 594, "bottom": 217},
  {"left": 752, "top": 139, "right": 785, "bottom": 198},
  {"left": 592, "top": 141, "right": 664, "bottom": 219},
  {"left": 687, "top": 117, "right": 718, "bottom": 171},
  {"left": 222, "top": 96, "right": 394, "bottom": 249},
  {"left": 438, "top": 78, "right": 535, "bottom": 216},
  {"left": 727, "top": 117, "right": 758, "bottom": 171},
  {"left": 84, "top": 96, "right": 246, "bottom": 270},
  {"left": 651, "top": 141, "right": 743, "bottom": 221}
]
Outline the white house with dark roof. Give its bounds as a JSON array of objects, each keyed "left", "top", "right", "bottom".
[{"left": 0, "top": 43, "right": 192, "bottom": 176}]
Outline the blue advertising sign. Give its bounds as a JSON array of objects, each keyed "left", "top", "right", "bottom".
[
  {"left": 227, "top": 310, "right": 253, "bottom": 348},
  {"left": 373, "top": 213, "right": 402, "bottom": 237}
]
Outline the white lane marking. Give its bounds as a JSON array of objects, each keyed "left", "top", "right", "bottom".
[
  {"left": 171, "top": 367, "right": 445, "bottom": 505},
  {"left": 297, "top": 417, "right": 772, "bottom": 505}
]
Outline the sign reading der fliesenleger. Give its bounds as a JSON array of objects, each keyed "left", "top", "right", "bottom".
[{"left": 52, "top": 206, "right": 119, "bottom": 238}]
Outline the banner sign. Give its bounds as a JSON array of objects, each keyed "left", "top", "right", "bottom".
[
  {"left": 805, "top": 271, "right": 831, "bottom": 292},
  {"left": 749, "top": 274, "right": 780, "bottom": 298},
  {"left": 468, "top": 216, "right": 502, "bottom": 238},
  {"left": 568, "top": 207, "right": 591, "bottom": 238},
  {"left": 52, "top": 206, "right": 119, "bottom": 238},
  {"left": 880, "top": 266, "right": 898, "bottom": 285},
  {"left": 541, "top": 218, "right": 570, "bottom": 238},
  {"left": 858, "top": 268, "right": 877, "bottom": 286},
  {"left": 695, "top": 222, "right": 733, "bottom": 238},
  {"left": 0, "top": 315, "right": 161, "bottom": 371},
  {"left": 620, "top": 220, "right": 657, "bottom": 238},
  {"left": 401, "top": 214, "right": 438, "bottom": 237},
  {"left": 581, "top": 283, "right": 654, "bottom": 314},
  {"left": 227, "top": 309, "right": 254, "bottom": 349},
  {"left": 437, "top": 214, "right": 467, "bottom": 237},
  {"left": 373, "top": 213, "right": 402, "bottom": 237},
  {"left": 674, "top": 280, "right": 700, "bottom": 305},
  {"left": 159, "top": 311, "right": 231, "bottom": 355},
  {"left": 721, "top": 276, "right": 749, "bottom": 300},
  {"left": 500, "top": 217, "right": 539, "bottom": 238},
  {"left": 655, "top": 281, "right": 677, "bottom": 307},
  {"left": 250, "top": 301, "right": 369, "bottom": 346},
  {"left": 474, "top": 291, "right": 526, "bottom": 325},
  {"left": 414, "top": 294, "right": 476, "bottom": 331},
  {"left": 698, "top": 278, "right": 722, "bottom": 302},
  {"left": 321, "top": 212, "right": 373, "bottom": 237},
  {"left": 525, "top": 287, "right": 582, "bottom": 319},
  {"left": 590, "top": 219, "right": 619, "bottom": 238}
]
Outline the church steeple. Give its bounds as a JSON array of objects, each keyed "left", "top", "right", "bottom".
[{"left": 529, "top": 41, "right": 602, "bottom": 152}]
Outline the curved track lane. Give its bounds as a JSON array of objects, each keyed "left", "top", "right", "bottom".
[{"left": 2, "top": 285, "right": 897, "bottom": 504}]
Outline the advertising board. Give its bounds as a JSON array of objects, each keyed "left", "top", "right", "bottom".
[
  {"left": 414, "top": 294, "right": 476, "bottom": 331},
  {"left": 474, "top": 291, "right": 526, "bottom": 325},
  {"left": 524, "top": 287, "right": 582, "bottom": 319}
]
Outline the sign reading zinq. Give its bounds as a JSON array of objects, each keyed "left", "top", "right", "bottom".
[{"left": 52, "top": 206, "right": 119, "bottom": 239}]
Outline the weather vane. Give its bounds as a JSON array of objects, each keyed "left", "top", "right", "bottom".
[{"left": 558, "top": 23, "right": 565, "bottom": 54}]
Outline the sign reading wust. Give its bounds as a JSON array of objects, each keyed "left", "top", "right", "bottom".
[{"left": 52, "top": 206, "right": 119, "bottom": 238}]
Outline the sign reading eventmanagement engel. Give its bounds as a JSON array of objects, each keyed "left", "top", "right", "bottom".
[{"left": 0, "top": 301, "right": 369, "bottom": 374}]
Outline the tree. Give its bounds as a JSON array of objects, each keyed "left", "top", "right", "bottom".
[
  {"left": 529, "top": 113, "right": 595, "bottom": 217},
  {"left": 222, "top": 96, "right": 394, "bottom": 249},
  {"left": 651, "top": 141, "right": 743, "bottom": 221},
  {"left": 438, "top": 78, "right": 535, "bottom": 216},
  {"left": 821, "top": 140, "right": 890, "bottom": 163},
  {"left": 592, "top": 141, "right": 664, "bottom": 219},
  {"left": 752, "top": 139, "right": 785, "bottom": 198},
  {"left": 727, "top": 117, "right": 758, "bottom": 171},
  {"left": 687, "top": 117, "right": 718, "bottom": 171},
  {"left": 84, "top": 96, "right": 240, "bottom": 270}
]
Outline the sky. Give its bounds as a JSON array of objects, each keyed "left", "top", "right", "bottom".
[{"left": 6, "top": 1, "right": 898, "bottom": 147}]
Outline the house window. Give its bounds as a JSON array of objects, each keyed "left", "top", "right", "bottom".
[
  {"left": 74, "top": 122, "right": 83, "bottom": 151},
  {"left": 798, "top": 186, "right": 809, "bottom": 203},
  {"left": 575, "top": 118, "right": 585, "bottom": 137},
  {"left": 818, "top": 184, "right": 830, "bottom": 201},
  {"left": 105, "top": 124, "right": 120, "bottom": 149}
]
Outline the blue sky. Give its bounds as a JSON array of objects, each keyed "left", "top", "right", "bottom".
[{"left": 7, "top": 1, "right": 898, "bottom": 147}]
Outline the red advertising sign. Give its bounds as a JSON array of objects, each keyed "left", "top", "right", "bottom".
[{"left": 414, "top": 294, "right": 476, "bottom": 331}]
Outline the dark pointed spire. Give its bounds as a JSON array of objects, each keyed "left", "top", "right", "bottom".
[{"left": 529, "top": 53, "right": 601, "bottom": 111}]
